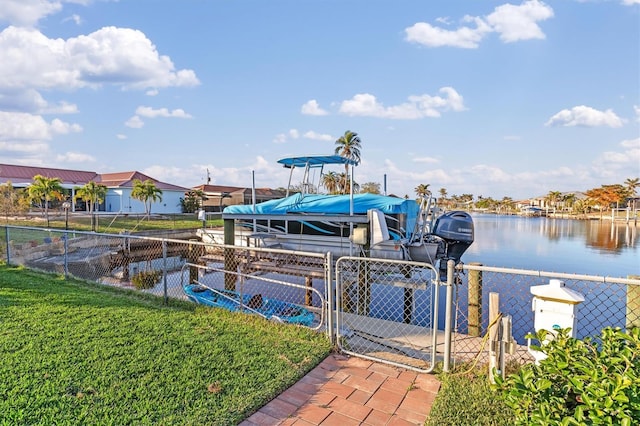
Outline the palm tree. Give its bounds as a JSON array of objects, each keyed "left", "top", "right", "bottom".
[
  {"left": 131, "top": 179, "right": 163, "bottom": 219},
  {"left": 624, "top": 177, "right": 639, "bottom": 195},
  {"left": 545, "top": 191, "right": 562, "bottom": 212},
  {"left": 438, "top": 187, "right": 448, "bottom": 208},
  {"left": 321, "top": 171, "right": 340, "bottom": 194},
  {"left": 28, "top": 175, "right": 64, "bottom": 226},
  {"left": 75, "top": 181, "right": 107, "bottom": 231},
  {"left": 334, "top": 130, "right": 362, "bottom": 187},
  {"left": 414, "top": 184, "right": 431, "bottom": 200}
]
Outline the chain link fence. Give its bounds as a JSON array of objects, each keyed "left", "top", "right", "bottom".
[
  {"left": 452, "top": 263, "right": 640, "bottom": 369},
  {"left": 1, "top": 225, "right": 638, "bottom": 372},
  {"left": 335, "top": 257, "right": 441, "bottom": 372}
]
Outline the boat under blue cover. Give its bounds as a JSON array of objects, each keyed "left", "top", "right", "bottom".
[{"left": 183, "top": 283, "right": 315, "bottom": 326}]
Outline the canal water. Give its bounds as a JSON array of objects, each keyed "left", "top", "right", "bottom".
[{"left": 463, "top": 214, "right": 639, "bottom": 278}]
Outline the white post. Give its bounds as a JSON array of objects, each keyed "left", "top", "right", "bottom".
[{"left": 443, "top": 259, "right": 455, "bottom": 372}]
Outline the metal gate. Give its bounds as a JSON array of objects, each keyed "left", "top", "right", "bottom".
[{"left": 335, "top": 256, "right": 442, "bottom": 372}]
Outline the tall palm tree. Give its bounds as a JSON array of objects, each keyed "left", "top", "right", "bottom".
[
  {"left": 624, "top": 177, "right": 639, "bottom": 211},
  {"left": 131, "top": 179, "right": 163, "bottom": 219},
  {"left": 28, "top": 175, "right": 64, "bottom": 227},
  {"left": 75, "top": 181, "right": 107, "bottom": 231},
  {"left": 545, "top": 191, "right": 562, "bottom": 211},
  {"left": 438, "top": 187, "right": 448, "bottom": 208},
  {"left": 414, "top": 184, "right": 431, "bottom": 200},
  {"left": 624, "top": 177, "right": 639, "bottom": 196},
  {"left": 334, "top": 130, "right": 362, "bottom": 186},
  {"left": 321, "top": 171, "right": 340, "bottom": 194}
]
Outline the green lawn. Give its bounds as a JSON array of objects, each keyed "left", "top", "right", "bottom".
[
  {"left": 1, "top": 213, "right": 219, "bottom": 234},
  {"left": 426, "top": 366, "right": 515, "bottom": 426},
  {"left": 0, "top": 265, "right": 331, "bottom": 425}
]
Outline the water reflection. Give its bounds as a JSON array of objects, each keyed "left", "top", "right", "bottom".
[{"left": 464, "top": 214, "right": 639, "bottom": 277}]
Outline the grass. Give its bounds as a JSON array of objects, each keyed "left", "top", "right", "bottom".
[
  {"left": 425, "top": 365, "right": 515, "bottom": 426},
  {"left": 0, "top": 264, "right": 331, "bottom": 425},
  {"left": 1, "top": 213, "right": 222, "bottom": 234}
]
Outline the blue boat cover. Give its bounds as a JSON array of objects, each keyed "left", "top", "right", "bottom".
[{"left": 224, "top": 193, "right": 419, "bottom": 237}]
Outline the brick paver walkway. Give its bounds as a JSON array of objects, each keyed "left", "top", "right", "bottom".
[{"left": 240, "top": 354, "right": 440, "bottom": 425}]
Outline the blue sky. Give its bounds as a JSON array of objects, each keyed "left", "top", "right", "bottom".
[{"left": 0, "top": 0, "right": 638, "bottom": 200}]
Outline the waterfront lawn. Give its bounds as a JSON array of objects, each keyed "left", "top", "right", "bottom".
[
  {"left": 2, "top": 214, "right": 219, "bottom": 233},
  {"left": 0, "top": 265, "right": 331, "bottom": 425}
]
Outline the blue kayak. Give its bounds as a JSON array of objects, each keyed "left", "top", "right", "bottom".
[{"left": 183, "top": 283, "right": 315, "bottom": 327}]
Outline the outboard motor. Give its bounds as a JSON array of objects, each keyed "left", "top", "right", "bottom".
[{"left": 432, "top": 211, "right": 474, "bottom": 278}]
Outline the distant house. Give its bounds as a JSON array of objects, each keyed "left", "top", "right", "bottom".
[
  {"left": 0, "top": 164, "right": 188, "bottom": 214},
  {"left": 192, "top": 184, "right": 287, "bottom": 212},
  {"left": 99, "top": 171, "right": 188, "bottom": 214}
]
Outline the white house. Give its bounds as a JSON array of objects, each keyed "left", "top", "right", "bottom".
[{"left": 0, "top": 164, "right": 188, "bottom": 215}]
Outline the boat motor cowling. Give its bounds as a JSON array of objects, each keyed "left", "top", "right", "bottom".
[{"left": 432, "top": 211, "right": 474, "bottom": 276}]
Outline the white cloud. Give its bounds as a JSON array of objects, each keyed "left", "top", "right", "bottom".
[
  {"left": 486, "top": 0, "right": 554, "bottom": 43},
  {"left": 592, "top": 138, "right": 640, "bottom": 179},
  {"left": 622, "top": 0, "right": 640, "bottom": 5},
  {"left": 470, "top": 164, "right": 512, "bottom": 182},
  {"left": 272, "top": 129, "right": 302, "bottom": 143},
  {"left": 412, "top": 157, "right": 440, "bottom": 164},
  {"left": 50, "top": 118, "right": 82, "bottom": 134},
  {"left": 634, "top": 105, "right": 640, "bottom": 122},
  {"left": 0, "top": 111, "right": 80, "bottom": 140},
  {"left": 545, "top": 105, "right": 624, "bottom": 127},
  {"left": 0, "top": 26, "right": 200, "bottom": 94},
  {"left": 116, "top": 134, "right": 127, "bottom": 140},
  {"left": 0, "top": 88, "right": 78, "bottom": 114},
  {"left": 0, "top": 141, "right": 48, "bottom": 153},
  {"left": 405, "top": 17, "right": 491, "bottom": 49},
  {"left": 339, "top": 87, "right": 466, "bottom": 119},
  {"left": 125, "top": 115, "right": 144, "bottom": 128},
  {"left": 56, "top": 152, "right": 95, "bottom": 163},
  {"left": 143, "top": 165, "right": 185, "bottom": 183},
  {"left": 303, "top": 131, "right": 333, "bottom": 141},
  {"left": 62, "top": 13, "right": 82, "bottom": 26},
  {"left": 146, "top": 89, "right": 159, "bottom": 96},
  {"left": 301, "top": 100, "right": 329, "bottom": 116},
  {"left": 621, "top": 137, "right": 640, "bottom": 149},
  {"left": 405, "top": 0, "right": 553, "bottom": 49},
  {"left": 135, "top": 106, "right": 192, "bottom": 119},
  {"left": 273, "top": 133, "right": 287, "bottom": 144},
  {"left": 0, "top": 0, "right": 64, "bottom": 27}
]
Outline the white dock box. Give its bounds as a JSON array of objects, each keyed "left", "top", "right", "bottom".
[{"left": 529, "top": 279, "right": 584, "bottom": 362}]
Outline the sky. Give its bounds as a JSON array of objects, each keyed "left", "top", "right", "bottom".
[{"left": 0, "top": 0, "right": 638, "bottom": 201}]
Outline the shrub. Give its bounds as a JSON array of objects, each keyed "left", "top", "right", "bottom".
[
  {"left": 495, "top": 327, "right": 640, "bottom": 425},
  {"left": 131, "top": 270, "right": 162, "bottom": 290}
]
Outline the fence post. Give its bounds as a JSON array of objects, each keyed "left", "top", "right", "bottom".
[
  {"left": 63, "top": 232, "right": 69, "bottom": 278},
  {"left": 5, "top": 226, "right": 10, "bottom": 264},
  {"left": 443, "top": 259, "right": 455, "bottom": 372},
  {"left": 326, "top": 252, "right": 335, "bottom": 345},
  {"left": 162, "top": 240, "right": 168, "bottom": 304},
  {"left": 223, "top": 218, "right": 237, "bottom": 290},
  {"left": 488, "top": 292, "right": 500, "bottom": 384},
  {"left": 468, "top": 263, "right": 483, "bottom": 337},
  {"left": 627, "top": 275, "right": 640, "bottom": 330},
  {"left": 188, "top": 239, "right": 203, "bottom": 284}
]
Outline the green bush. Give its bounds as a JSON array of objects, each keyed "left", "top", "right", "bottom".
[
  {"left": 495, "top": 327, "right": 640, "bottom": 425},
  {"left": 131, "top": 270, "right": 162, "bottom": 289}
]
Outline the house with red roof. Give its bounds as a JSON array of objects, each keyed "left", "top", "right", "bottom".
[
  {"left": 191, "top": 184, "right": 287, "bottom": 212},
  {"left": 0, "top": 164, "right": 189, "bottom": 215}
]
